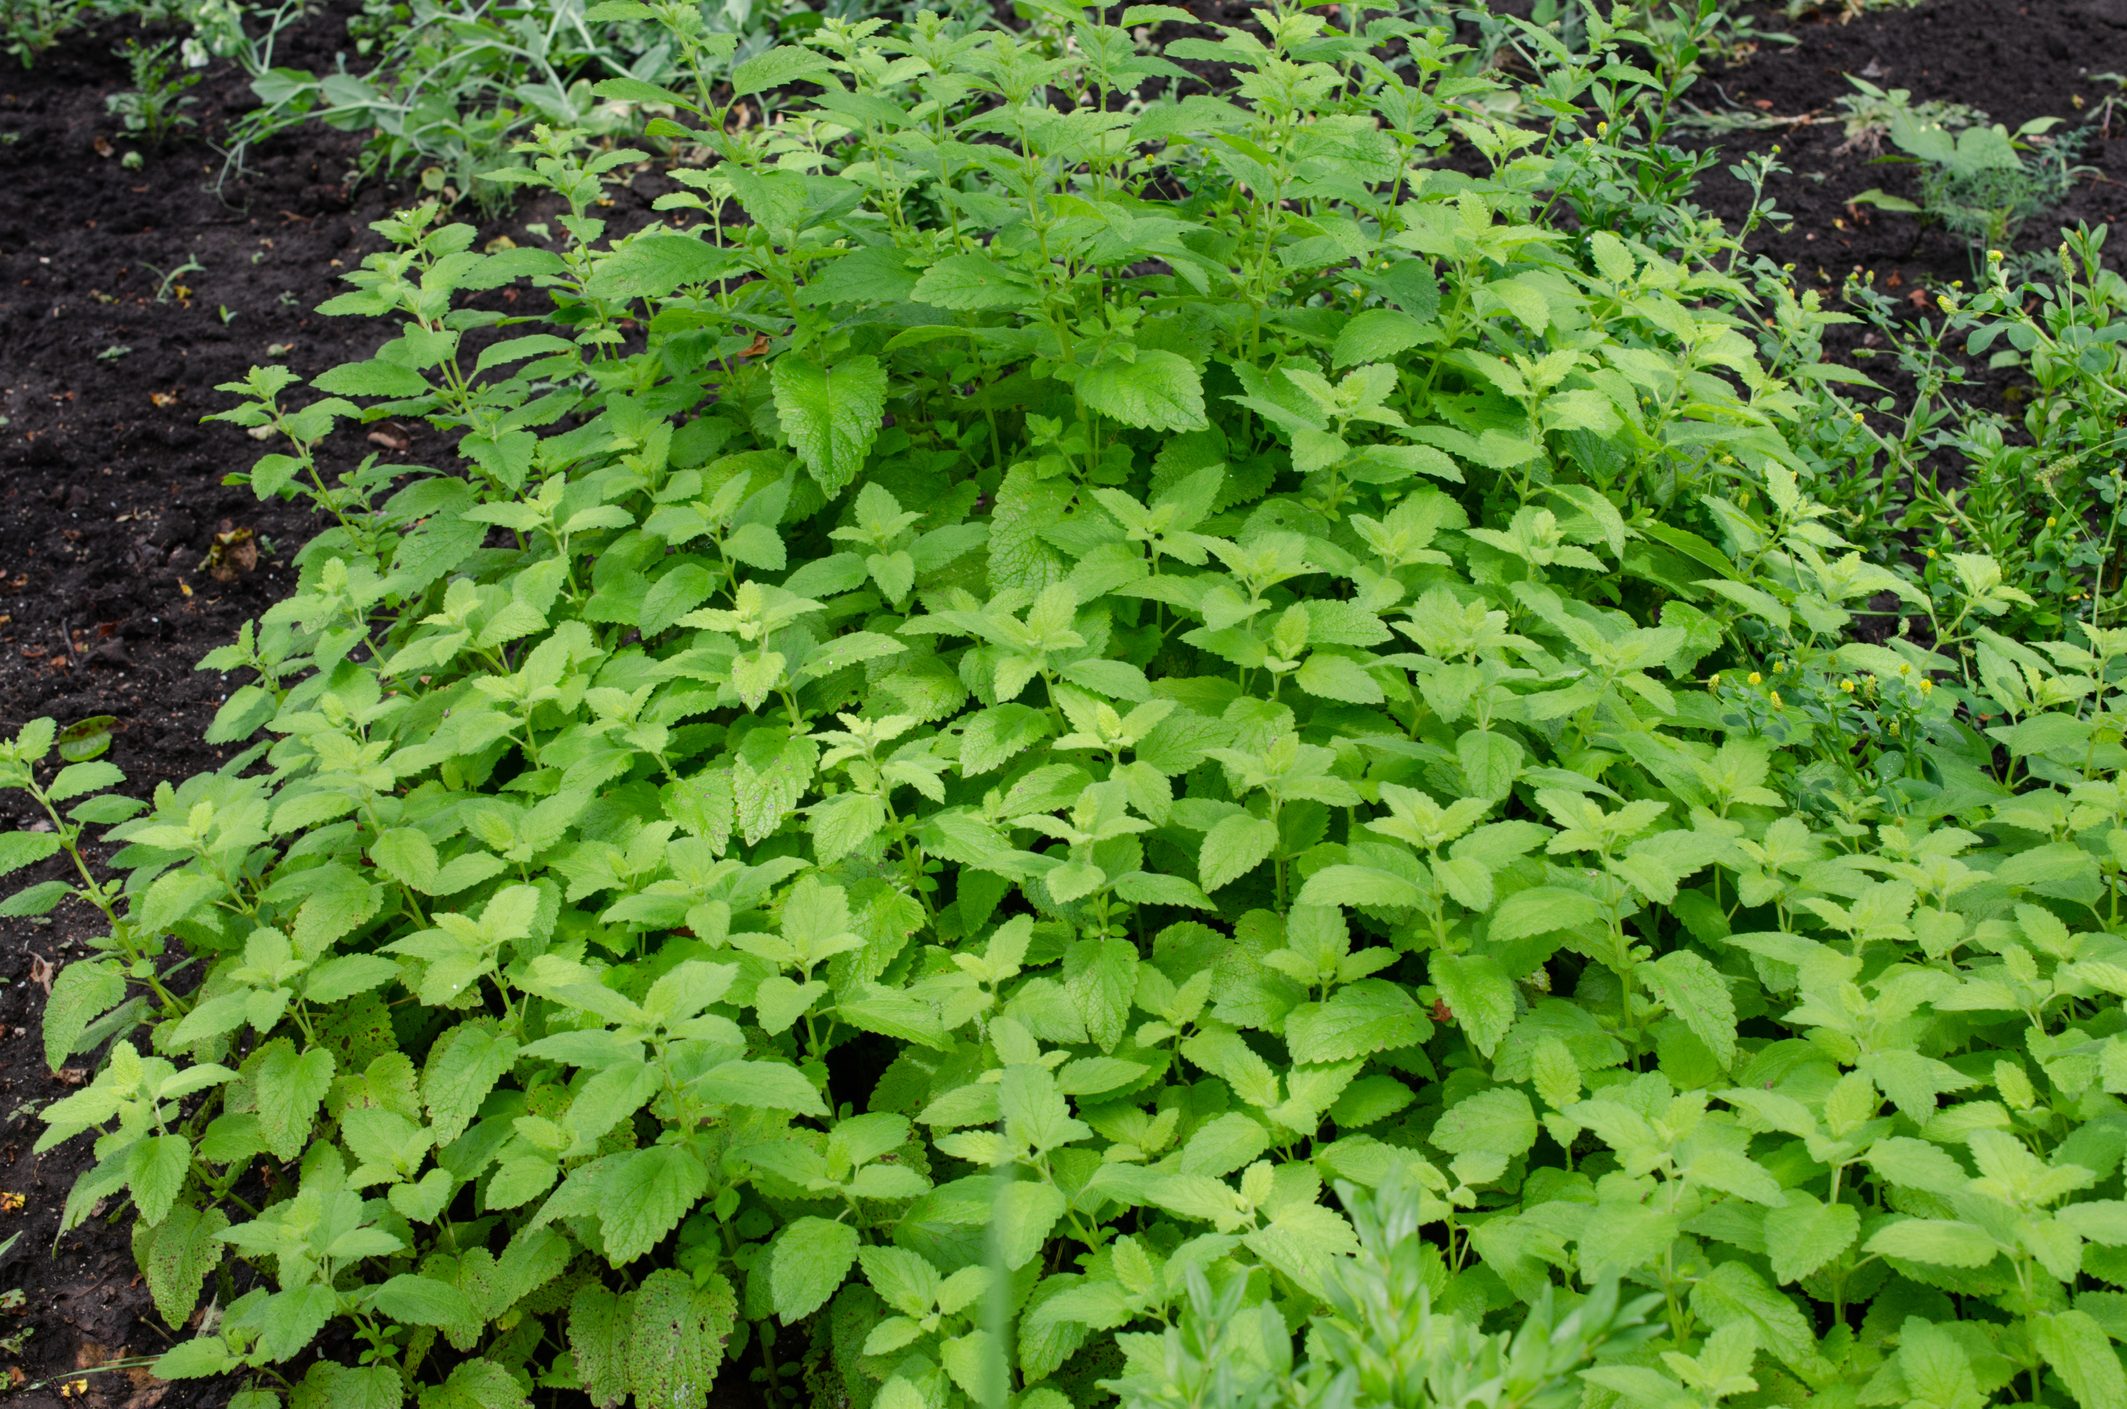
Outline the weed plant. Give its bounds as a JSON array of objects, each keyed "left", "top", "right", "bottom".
[
  {"left": 230, "top": 0, "right": 989, "bottom": 211},
  {"left": 107, "top": 35, "right": 202, "bottom": 145},
  {"left": 1815, "top": 227, "right": 2127, "bottom": 637},
  {"left": 7, "top": 5, "right": 2127, "bottom": 1409},
  {"left": 1853, "top": 108, "right": 2091, "bottom": 267}
]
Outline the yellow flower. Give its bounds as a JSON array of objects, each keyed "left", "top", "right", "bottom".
[
  {"left": 1840, "top": 678, "right": 1855, "bottom": 693},
  {"left": 1919, "top": 678, "right": 1933, "bottom": 693},
  {"left": 1898, "top": 662, "right": 1910, "bottom": 675},
  {"left": 1926, "top": 547, "right": 1937, "bottom": 560},
  {"left": 1989, "top": 248, "right": 2004, "bottom": 261},
  {"left": 1747, "top": 671, "right": 1762, "bottom": 686},
  {"left": 2045, "top": 516, "right": 2057, "bottom": 528},
  {"left": 1773, "top": 660, "right": 1787, "bottom": 674}
]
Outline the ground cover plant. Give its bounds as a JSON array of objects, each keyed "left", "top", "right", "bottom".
[
  {"left": 228, "top": 0, "right": 991, "bottom": 212},
  {"left": 7, "top": 0, "right": 2127, "bottom": 1406}
]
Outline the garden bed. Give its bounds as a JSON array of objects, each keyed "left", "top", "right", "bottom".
[{"left": 0, "top": 0, "right": 2122, "bottom": 1405}]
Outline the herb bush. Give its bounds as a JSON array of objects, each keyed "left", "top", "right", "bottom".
[{"left": 9, "top": 3, "right": 2127, "bottom": 1406}]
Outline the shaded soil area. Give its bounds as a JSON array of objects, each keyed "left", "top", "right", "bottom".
[
  {"left": 1690, "top": 0, "right": 2127, "bottom": 287},
  {"left": 0, "top": 0, "right": 2121, "bottom": 1405},
  {"left": 0, "top": 10, "right": 406, "bottom": 1405}
]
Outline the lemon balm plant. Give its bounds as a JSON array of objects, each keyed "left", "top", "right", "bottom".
[{"left": 8, "top": 4, "right": 2127, "bottom": 1408}]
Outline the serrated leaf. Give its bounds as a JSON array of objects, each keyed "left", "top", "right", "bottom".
[
  {"left": 43, "top": 958, "right": 124, "bottom": 1069},
  {"left": 1638, "top": 949, "right": 1736, "bottom": 1069},
  {"left": 771, "top": 1216, "right": 859, "bottom": 1322},
  {"left": 0, "top": 831, "right": 61, "bottom": 878},
  {"left": 1763, "top": 1196, "right": 1858, "bottom": 1285},
  {"left": 424, "top": 1022, "right": 519, "bottom": 1146},
  {"left": 1200, "top": 813, "right": 1276, "bottom": 892},
  {"left": 2032, "top": 1309, "right": 2127, "bottom": 1409},
  {"left": 730, "top": 45, "right": 833, "bottom": 97},
  {"left": 1285, "top": 980, "right": 1427, "bottom": 1063},
  {"left": 371, "top": 1274, "right": 477, "bottom": 1327},
  {"left": 1865, "top": 1218, "right": 2000, "bottom": 1268},
  {"left": 599, "top": 1145, "right": 709, "bottom": 1265},
  {"left": 771, "top": 354, "right": 885, "bottom": 497},
  {"left": 993, "top": 1180, "right": 1065, "bottom": 1270},
  {"left": 1432, "top": 1088, "right": 1536, "bottom": 1160},
  {"left": 1430, "top": 952, "right": 1516, "bottom": 1058},
  {"left": 136, "top": 1203, "right": 227, "bottom": 1327},
  {"left": 1489, "top": 886, "right": 1606, "bottom": 943},
  {"left": 629, "top": 1268, "right": 737, "bottom": 1409},
  {"left": 1079, "top": 349, "right": 1207, "bottom": 432},
  {"left": 912, "top": 253, "right": 1029, "bottom": 310},
  {"left": 126, "top": 1133, "right": 191, "bottom": 1226},
  {"left": 255, "top": 1040, "right": 334, "bottom": 1163},
  {"left": 570, "top": 1283, "right": 632, "bottom": 1408}
]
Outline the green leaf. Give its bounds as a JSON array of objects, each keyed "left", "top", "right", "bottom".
[
  {"left": 1079, "top": 350, "right": 1207, "bottom": 432},
  {"left": 1064, "top": 937, "right": 1137, "bottom": 1052},
  {"left": 1763, "top": 1196, "right": 1858, "bottom": 1285},
  {"left": 43, "top": 958, "right": 125, "bottom": 1069},
  {"left": 155, "top": 1337, "right": 235, "bottom": 1380},
  {"left": 1293, "top": 864, "right": 1427, "bottom": 910},
  {"left": 1431, "top": 1088, "right": 1537, "bottom": 1160},
  {"left": 47, "top": 760, "right": 123, "bottom": 802},
  {"left": 1295, "top": 653, "right": 1384, "bottom": 704},
  {"left": 424, "top": 1022, "right": 519, "bottom": 1146},
  {"left": 1430, "top": 952, "right": 1516, "bottom": 1058},
  {"left": 1688, "top": 1263, "right": 1826, "bottom": 1379},
  {"left": 570, "top": 1283, "right": 632, "bottom": 1408},
  {"left": 255, "top": 1040, "right": 335, "bottom": 1163},
  {"left": 56, "top": 715, "right": 116, "bottom": 762},
  {"left": 586, "top": 234, "right": 739, "bottom": 301},
  {"left": 421, "top": 1357, "right": 530, "bottom": 1409},
  {"left": 600, "top": 1145, "right": 709, "bottom": 1266},
  {"left": 771, "top": 1216, "right": 859, "bottom": 1322},
  {"left": 1285, "top": 981, "right": 1427, "bottom": 1063},
  {"left": 371, "top": 828, "right": 439, "bottom": 891},
  {"left": 628, "top": 1268, "right": 737, "bottom": 1409},
  {"left": 1638, "top": 950, "right": 1736, "bottom": 1069},
  {"left": 126, "top": 1133, "right": 191, "bottom": 1226},
  {"left": 992, "top": 1180, "right": 1066, "bottom": 1270},
  {"left": 0, "top": 830, "right": 61, "bottom": 878},
  {"left": 912, "top": 253, "right": 1029, "bottom": 310},
  {"left": 1865, "top": 1218, "right": 2000, "bottom": 1268},
  {"left": 2032, "top": 1310, "right": 2127, "bottom": 1409},
  {"left": 771, "top": 354, "right": 885, "bottom": 497},
  {"left": 730, "top": 44, "right": 834, "bottom": 97},
  {"left": 1488, "top": 886, "right": 1606, "bottom": 943},
  {"left": 1200, "top": 813, "right": 1276, "bottom": 893},
  {"left": 371, "top": 1274, "right": 478, "bottom": 1327},
  {"left": 1332, "top": 309, "right": 1431, "bottom": 368},
  {"left": 135, "top": 1202, "right": 226, "bottom": 1327},
  {"left": 315, "top": 359, "right": 431, "bottom": 398},
  {"left": 693, "top": 1059, "right": 827, "bottom": 1116}
]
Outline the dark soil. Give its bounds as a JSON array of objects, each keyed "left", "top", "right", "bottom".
[
  {"left": 1690, "top": 0, "right": 2127, "bottom": 287},
  {"left": 0, "top": 0, "right": 2123, "bottom": 1405},
  {"left": 0, "top": 10, "right": 413, "bottom": 1405}
]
